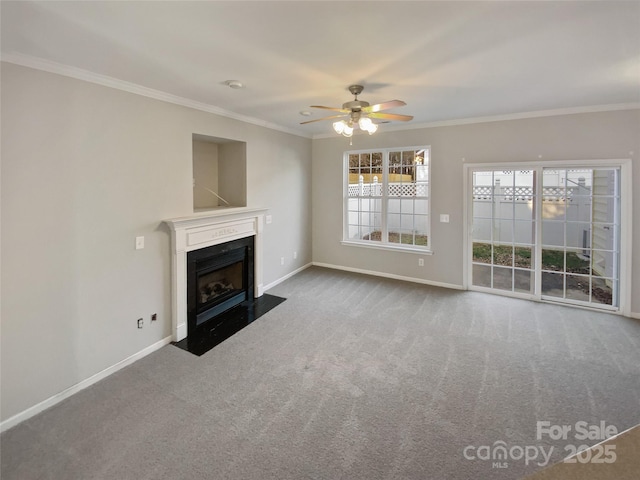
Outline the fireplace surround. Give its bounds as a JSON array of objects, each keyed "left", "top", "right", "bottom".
[{"left": 165, "top": 207, "right": 267, "bottom": 342}]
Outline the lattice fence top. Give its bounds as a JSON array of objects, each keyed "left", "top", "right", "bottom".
[
  {"left": 473, "top": 186, "right": 493, "bottom": 199},
  {"left": 472, "top": 186, "right": 578, "bottom": 202},
  {"left": 348, "top": 183, "right": 428, "bottom": 197}
]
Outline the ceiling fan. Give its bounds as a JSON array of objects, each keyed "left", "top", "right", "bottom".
[{"left": 300, "top": 85, "right": 413, "bottom": 136}]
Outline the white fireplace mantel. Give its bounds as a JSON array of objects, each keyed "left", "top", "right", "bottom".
[{"left": 164, "top": 207, "right": 268, "bottom": 341}]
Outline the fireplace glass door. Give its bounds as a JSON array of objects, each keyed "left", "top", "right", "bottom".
[
  {"left": 198, "top": 261, "right": 244, "bottom": 308},
  {"left": 187, "top": 236, "right": 254, "bottom": 332}
]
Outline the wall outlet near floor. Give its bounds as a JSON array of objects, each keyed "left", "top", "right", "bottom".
[
  {"left": 137, "top": 318, "right": 143, "bottom": 329},
  {"left": 418, "top": 258, "right": 424, "bottom": 267},
  {"left": 293, "top": 251, "right": 297, "bottom": 260},
  {"left": 280, "top": 256, "right": 285, "bottom": 266},
  {"left": 135, "top": 236, "right": 145, "bottom": 250}
]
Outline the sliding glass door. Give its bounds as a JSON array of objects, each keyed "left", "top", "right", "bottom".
[
  {"left": 471, "top": 170, "right": 536, "bottom": 295},
  {"left": 469, "top": 165, "right": 622, "bottom": 310},
  {"left": 540, "top": 168, "right": 620, "bottom": 307}
]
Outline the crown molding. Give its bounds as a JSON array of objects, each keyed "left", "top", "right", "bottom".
[
  {"left": 1, "top": 52, "right": 312, "bottom": 139},
  {"left": 311, "top": 102, "right": 640, "bottom": 139},
  {"left": 3, "top": 52, "right": 637, "bottom": 142}
]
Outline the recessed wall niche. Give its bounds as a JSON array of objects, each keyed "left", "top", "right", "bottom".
[{"left": 192, "top": 134, "right": 247, "bottom": 211}]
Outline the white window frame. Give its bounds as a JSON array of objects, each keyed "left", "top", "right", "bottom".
[{"left": 341, "top": 146, "right": 432, "bottom": 253}]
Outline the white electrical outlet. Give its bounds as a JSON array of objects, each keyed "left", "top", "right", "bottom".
[
  {"left": 418, "top": 258, "right": 424, "bottom": 267},
  {"left": 135, "top": 236, "right": 145, "bottom": 250},
  {"left": 293, "top": 251, "right": 297, "bottom": 259},
  {"left": 280, "top": 257, "right": 285, "bottom": 266},
  {"left": 266, "top": 215, "right": 273, "bottom": 224}
]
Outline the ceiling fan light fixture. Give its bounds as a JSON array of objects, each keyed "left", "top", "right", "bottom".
[
  {"left": 358, "top": 117, "right": 373, "bottom": 129},
  {"left": 358, "top": 117, "right": 378, "bottom": 135},
  {"left": 307, "top": 85, "right": 409, "bottom": 137}
]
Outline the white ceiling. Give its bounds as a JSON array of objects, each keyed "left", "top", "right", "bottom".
[{"left": 2, "top": 1, "right": 639, "bottom": 138}]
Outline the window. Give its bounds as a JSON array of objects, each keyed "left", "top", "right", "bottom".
[{"left": 344, "top": 147, "right": 430, "bottom": 251}]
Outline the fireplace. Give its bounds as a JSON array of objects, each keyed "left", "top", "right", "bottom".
[
  {"left": 165, "top": 207, "right": 286, "bottom": 355},
  {"left": 187, "top": 236, "right": 254, "bottom": 334},
  {"left": 165, "top": 207, "right": 268, "bottom": 342}
]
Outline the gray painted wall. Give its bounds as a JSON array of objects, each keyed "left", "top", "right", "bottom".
[
  {"left": 312, "top": 110, "right": 640, "bottom": 310},
  {"left": 0, "top": 63, "right": 312, "bottom": 422}
]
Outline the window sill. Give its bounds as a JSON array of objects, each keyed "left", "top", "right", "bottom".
[{"left": 341, "top": 240, "right": 433, "bottom": 255}]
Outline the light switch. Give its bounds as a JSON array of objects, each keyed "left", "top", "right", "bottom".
[
  {"left": 135, "top": 236, "right": 145, "bottom": 250},
  {"left": 266, "top": 215, "right": 273, "bottom": 224},
  {"left": 440, "top": 214, "right": 450, "bottom": 223}
]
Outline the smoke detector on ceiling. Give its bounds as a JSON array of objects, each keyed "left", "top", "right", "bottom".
[{"left": 224, "top": 80, "right": 244, "bottom": 89}]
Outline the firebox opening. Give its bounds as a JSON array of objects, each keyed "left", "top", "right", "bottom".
[{"left": 187, "top": 236, "right": 254, "bottom": 334}]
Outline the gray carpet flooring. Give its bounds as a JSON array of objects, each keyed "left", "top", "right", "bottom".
[{"left": 2, "top": 266, "right": 640, "bottom": 480}]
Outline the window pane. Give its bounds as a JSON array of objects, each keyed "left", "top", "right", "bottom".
[
  {"left": 473, "top": 243, "right": 492, "bottom": 264},
  {"left": 492, "top": 196, "right": 514, "bottom": 220},
  {"left": 473, "top": 218, "right": 492, "bottom": 242},
  {"left": 514, "top": 269, "right": 533, "bottom": 294},
  {"left": 514, "top": 200, "right": 534, "bottom": 220},
  {"left": 514, "top": 220, "right": 535, "bottom": 245},
  {"left": 592, "top": 277, "right": 614, "bottom": 305},
  {"left": 514, "top": 245, "right": 533, "bottom": 268},
  {"left": 566, "top": 223, "right": 591, "bottom": 249},
  {"left": 542, "top": 271, "right": 564, "bottom": 298},
  {"left": 472, "top": 264, "right": 492, "bottom": 288},
  {"left": 493, "top": 244, "right": 513, "bottom": 267},
  {"left": 415, "top": 199, "right": 429, "bottom": 215},
  {"left": 413, "top": 215, "right": 429, "bottom": 236},
  {"left": 493, "top": 266, "right": 513, "bottom": 291},
  {"left": 542, "top": 198, "right": 566, "bottom": 220},
  {"left": 388, "top": 213, "right": 400, "bottom": 231},
  {"left": 495, "top": 220, "right": 513, "bottom": 243},
  {"left": 565, "top": 250, "right": 590, "bottom": 274},
  {"left": 541, "top": 248, "right": 564, "bottom": 272},
  {"left": 400, "top": 214, "right": 414, "bottom": 230},
  {"left": 592, "top": 249, "right": 616, "bottom": 278},
  {"left": 399, "top": 199, "right": 415, "bottom": 214},
  {"left": 542, "top": 221, "right": 564, "bottom": 247},
  {"left": 566, "top": 275, "right": 590, "bottom": 302}
]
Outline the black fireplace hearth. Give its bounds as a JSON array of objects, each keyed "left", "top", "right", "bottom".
[
  {"left": 172, "top": 293, "right": 286, "bottom": 356},
  {"left": 172, "top": 235, "right": 286, "bottom": 356}
]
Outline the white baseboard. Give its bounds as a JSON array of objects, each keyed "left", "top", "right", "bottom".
[
  {"left": 312, "top": 262, "right": 465, "bottom": 291},
  {"left": 263, "top": 263, "right": 312, "bottom": 292},
  {"left": 0, "top": 336, "right": 172, "bottom": 433},
  {"left": 630, "top": 312, "right": 640, "bottom": 320}
]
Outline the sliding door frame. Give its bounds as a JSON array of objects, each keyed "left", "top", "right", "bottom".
[{"left": 462, "top": 159, "right": 632, "bottom": 316}]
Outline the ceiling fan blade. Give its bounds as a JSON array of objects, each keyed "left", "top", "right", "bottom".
[
  {"left": 310, "top": 105, "right": 350, "bottom": 113},
  {"left": 367, "top": 112, "right": 414, "bottom": 122},
  {"left": 362, "top": 100, "right": 406, "bottom": 113},
  {"left": 300, "top": 114, "right": 348, "bottom": 125}
]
